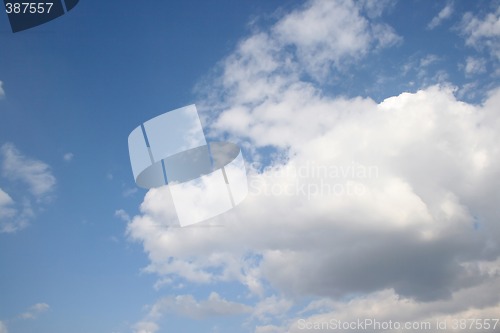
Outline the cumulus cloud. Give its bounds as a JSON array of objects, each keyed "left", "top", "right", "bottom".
[
  {"left": 0, "top": 81, "right": 4, "bottom": 99},
  {"left": 272, "top": 0, "right": 401, "bottom": 79},
  {"left": 19, "top": 303, "right": 50, "bottom": 320},
  {"left": 129, "top": 86, "right": 500, "bottom": 299},
  {"left": 0, "top": 143, "right": 56, "bottom": 233},
  {"left": 127, "top": 1, "right": 500, "bottom": 332},
  {"left": 209, "top": 0, "right": 401, "bottom": 98},
  {"left": 0, "top": 321, "right": 7, "bottom": 333},
  {"left": 427, "top": 3, "right": 453, "bottom": 30},
  {"left": 461, "top": 7, "right": 500, "bottom": 61}
]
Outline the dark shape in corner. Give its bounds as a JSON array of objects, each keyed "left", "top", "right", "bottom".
[
  {"left": 64, "top": 0, "right": 78, "bottom": 11},
  {"left": 4, "top": 0, "right": 79, "bottom": 33}
]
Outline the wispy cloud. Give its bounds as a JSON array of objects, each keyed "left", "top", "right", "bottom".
[
  {"left": 0, "top": 192, "right": 33, "bottom": 233},
  {"left": 0, "top": 188, "right": 15, "bottom": 217},
  {"left": 427, "top": 3, "right": 453, "bottom": 30},
  {"left": 0, "top": 321, "right": 7, "bottom": 333},
  {"left": 464, "top": 56, "right": 487, "bottom": 76},
  {"left": 419, "top": 54, "right": 441, "bottom": 67},
  {"left": 461, "top": 7, "right": 500, "bottom": 61},
  {"left": 0, "top": 302, "right": 51, "bottom": 333},
  {"left": 63, "top": 152, "right": 74, "bottom": 162},
  {"left": 122, "top": 187, "right": 137, "bottom": 197},
  {"left": 133, "top": 293, "right": 251, "bottom": 333},
  {"left": 0, "top": 143, "right": 56, "bottom": 233},
  {"left": 251, "top": 296, "right": 292, "bottom": 323},
  {"left": 114, "top": 209, "right": 130, "bottom": 222},
  {"left": 1, "top": 143, "right": 56, "bottom": 198},
  {"left": 19, "top": 303, "right": 50, "bottom": 320}
]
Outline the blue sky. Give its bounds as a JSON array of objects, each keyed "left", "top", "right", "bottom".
[{"left": 1, "top": 1, "right": 500, "bottom": 333}]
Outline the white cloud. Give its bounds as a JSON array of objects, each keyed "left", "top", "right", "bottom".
[
  {"left": 357, "top": 0, "right": 396, "bottom": 19},
  {"left": 0, "top": 188, "right": 14, "bottom": 212},
  {"left": 288, "top": 273, "right": 500, "bottom": 332},
  {"left": 399, "top": 54, "right": 450, "bottom": 89},
  {"left": 133, "top": 321, "right": 158, "bottom": 333},
  {"left": 0, "top": 144, "right": 55, "bottom": 233},
  {"left": 254, "top": 325, "right": 286, "bottom": 333},
  {"left": 19, "top": 303, "right": 50, "bottom": 320},
  {"left": 419, "top": 54, "right": 440, "bottom": 67},
  {"left": 0, "top": 188, "right": 33, "bottom": 233},
  {"left": 156, "top": 292, "right": 252, "bottom": 319},
  {"left": 461, "top": 7, "right": 500, "bottom": 60},
  {"left": 129, "top": 86, "right": 500, "bottom": 331},
  {"left": 252, "top": 296, "right": 293, "bottom": 322},
  {"left": 114, "top": 209, "right": 130, "bottom": 222},
  {"left": 457, "top": 81, "right": 479, "bottom": 100},
  {"left": 133, "top": 293, "right": 252, "bottom": 333},
  {"left": 1, "top": 143, "right": 56, "bottom": 198},
  {"left": 272, "top": 0, "right": 401, "bottom": 79},
  {"left": 427, "top": 3, "right": 453, "bottom": 30},
  {"left": 270, "top": 1, "right": 400, "bottom": 78},
  {"left": 127, "top": 1, "right": 500, "bottom": 332},
  {"left": 210, "top": 0, "right": 401, "bottom": 98},
  {"left": 0, "top": 321, "right": 7, "bottom": 333},
  {"left": 0, "top": 81, "right": 4, "bottom": 99},
  {"left": 0, "top": 188, "right": 20, "bottom": 232},
  {"left": 63, "top": 152, "right": 74, "bottom": 162},
  {"left": 464, "top": 56, "right": 487, "bottom": 76}
]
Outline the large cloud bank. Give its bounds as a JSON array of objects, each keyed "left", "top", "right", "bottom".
[{"left": 126, "top": 1, "right": 500, "bottom": 332}]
